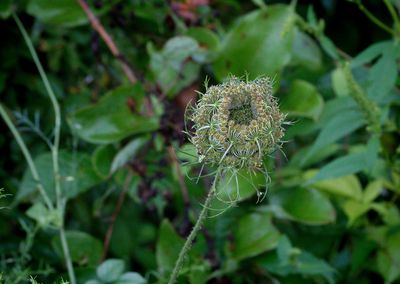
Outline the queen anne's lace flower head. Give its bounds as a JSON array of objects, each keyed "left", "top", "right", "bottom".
[{"left": 190, "top": 77, "right": 286, "bottom": 171}]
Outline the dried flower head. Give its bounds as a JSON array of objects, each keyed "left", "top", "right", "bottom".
[{"left": 189, "top": 76, "right": 286, "bottom": 172}]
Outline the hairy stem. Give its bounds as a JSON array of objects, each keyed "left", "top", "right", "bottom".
[
  {"left": 13, "top": 13, "right": 76, "bottom": 284},
  {"left": 168, "top": 170, "right": 220, "bottom": 284}
]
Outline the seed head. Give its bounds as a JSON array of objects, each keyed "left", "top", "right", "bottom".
[{"left": 189, "top": 77, "right": 286, "bottom": 171}]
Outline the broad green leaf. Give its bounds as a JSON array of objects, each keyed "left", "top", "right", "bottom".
[
  {"left": 156, "top": 219, "right": 184, "bottom": 273},
  {"left": 308, "top": 136, "right": 379, "bottom": 183},
  {"left": 212, "top": 170, "right": 266, "bottom": 207},
  {"left": 18, "top": 151, "right": 101, "bottom": 202},
  {"left": 148, "top": 36, "right": 202, "bottom": 97},
  {"left": 213, "top": 4, "right": 295, "bottom": 80},
  {"left": 27, "top": 0, "right": 99, "bottom": 28},
  {"left": 232, "top": 212, "right": 280, "bottom": 260},
  {"left": 69, "top": 84, "right": 159, "bottom": 144},
  {"left": 290, "top": 144, "right": 340, "bottom": 168},
  {"left": 260, "top": 248, "right": 336, "bottom": 284},
  {"left": 351, "top": 41, "right": 391, "bottom": 68},
  {"left": 363, "top": 180, "right": 383, "bottom": 203},
  {"left": 272, "top": 187, "right": 335, "bottom": 225},
  {"left": 115, "top": 272, "right": 146, "bottom": 284},
  {"left": 301, "top": 110, "right": 365, "bottom": 164},
  {"left": 367, "top": 42, "right": 398, "bottom": 102},
  {"left": 342, "top": 200, "right": 370, "bottom": 225},
  {"left": 110, "top": 136, "right": 149, "bottom": 174},
  {"left": 281, "top": 80, "right": 323, "bottom": 120},
  {"left": 307, "top": 152, "right": 366, "bottom": 184},
  {"left": 97, "top": 259, "right": 125, "bottom": 283},
  {"left": 291, "top": 29, "right": 322, "bottom": 70},
  {"left": 305, "top": 172, "right": 363, "bottom": 201},
  {"left": 52, "top": 231, "right": 102, "bottom": 266},
  {"left": 185, "top": 27, "right": 220, "bottom": 53}
]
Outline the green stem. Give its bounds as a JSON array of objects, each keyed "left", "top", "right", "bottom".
[
  {"left": 356, "top": 1, "right": 395, "bottom": 35},
  {"left": 0, "top": 104, "right": 54, "bottom": 210},
  {"left": 383, "top": 0, "right": 400, "bottom": 31},
  {"left": 13, "top": 13, "right": 76, "bottom": 284},
  {"left": 168, "top": 170, "right": 220, "bottom": 284}
]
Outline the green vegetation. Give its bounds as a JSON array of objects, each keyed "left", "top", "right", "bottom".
[{"left": 0, "top": 1, "right": 400, "bottom": 284}]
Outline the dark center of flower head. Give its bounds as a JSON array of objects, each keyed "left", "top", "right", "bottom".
[{"left": 228, "top": 103, "right": 254, "bottom": 125}]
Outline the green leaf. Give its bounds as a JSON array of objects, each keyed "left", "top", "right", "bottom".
[
  {"left": 148, "top": 36, "right": 202, "bottom": 97},
  {"left": 17, "top": 151, "right": 101, "bottom": 202},
  {"left": 291, "top": 29, "right": 322, "bottom": 70},
  {"left": 332, "top": 67, "right": 350, "bottom": 97},
  {"left": 156, "top": 219, "right": 184, "bottom": 273},
  {"left": 0, "top": 0, "right": 11, "bottom": 19},
  {"left": 97, "top": 259, "right": 126, "bottom": 283},
  {"left": 272, "top": 187, "right": 335, "bottom": 225},
  {"left": 367, "top": 42, "right": 398, "bottom": 102},
  {"left": 319, "top": 35, "right": 338, "bottom": 59},
  {"left": 308, "top": 136, "right": 379, "bottom": 183},
  {"left": 376, "top": 231, "right": 400, "bottom": 283},
  {"left": 301, "top": 110, "right": 365, "bottom": 164},
  {"left": 306, "top": 172, "right": 363, "bottom": 201},
  {"left": 27, "top": 0, "right": 91, "bottom": 28},
  {"left": 232, "top": 212, "right": 280, "bottom": 260},
  {"left": 342, "top": 200, "right": 371, "bottom": 225},
  {"left": 92, "top": 145, "right": 117, "bottom": 178},
  {"left": 351, "top": 41, "right": 391, "bottom": 68},
  {"left": 212, "top": 170, "right": 266, "bottom": 208},
  {"left": 52, "top": 231, "right": 102, "bottom": 266},
  {"left": 115, "top": 272, "right": 146, "bottom": 284},
  {"left": 363, "top": 180, "right": 383, "bottom": 203},
  {"left": 281, "top": 80, "right": 324, "bottom": 120},
  {"left": 260, "top": 247, "right": 336, "bottom": 284},
  {"left": 213, "top": 4, "right": 295, "bottom": 80},
  {"left": 26, "top": 202, "right": 61, "bottom": 227},
  {"left": 69, "top": 84, "right": 159, "bottom": 144},
  {"left": 110, "top": 136, "right": 149, "bottom": 174}
]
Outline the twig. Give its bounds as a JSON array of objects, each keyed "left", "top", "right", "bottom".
[
  {"left": 101, "top": 171, "right": 133, "bottom": 261},
  {"left": 167, "top": 146, "right": 191, "bottom": 208},
  {"left": 77, "top": 0, "right": 138, "bottom": 84}
]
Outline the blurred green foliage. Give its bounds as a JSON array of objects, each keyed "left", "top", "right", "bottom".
[{"left": 1, "top": 0, "right": 400, "bottom": 283}]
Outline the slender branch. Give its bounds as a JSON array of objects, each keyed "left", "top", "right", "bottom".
[
  {"left": 168, "top": 169, "right": 220, "bottom": 284},
  {"left": 0, "top": 104, "right": 53, "bottom": 211},
  {"left": 167, "top": 146, "right": 191, "bottom": 208},
  {"left": 101, "top": 171, "right": 133, "bottom": 261},
  {"left": 356, "top": 1, "right": 395, "bottom": 35},
  {"left": 383, "top": 0, "right": 400, "bottom": 31},
  {"left": 76, "top": 0, "right": 137, "bottom": 84},
  {"left": 13, "top": 13, "right": 76, "bottom": 284}
]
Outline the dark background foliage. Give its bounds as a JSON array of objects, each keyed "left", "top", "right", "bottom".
[{"left": 0, "top": 0, "right": 399, "bottom": 283}]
